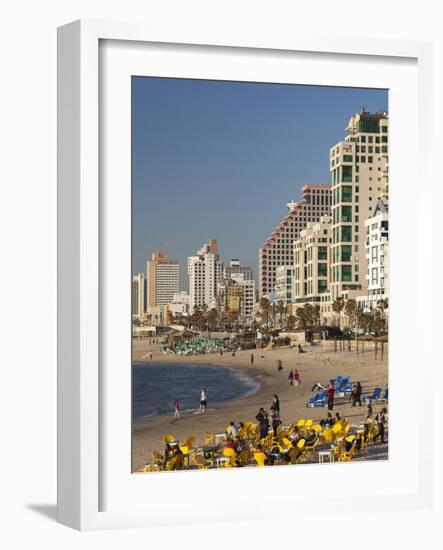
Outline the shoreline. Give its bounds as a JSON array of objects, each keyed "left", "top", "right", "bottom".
[
  {"left": 132, "top": 340, "right": 388, "bottom": 471},
  {"left": 132, "top": 360, "right": 267, "bottom": 422}
]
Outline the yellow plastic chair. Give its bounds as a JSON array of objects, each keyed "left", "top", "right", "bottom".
[
  {"left": 179, "top": 445, "right": 189, "bottom": 455},
  {"left": 181, "top": 436, "right": 195, "bottom": 450},
  {"left": 193, "top": 454, "right": 213, "bottom": 469},
  {"left": 312, "top": 424, "right": 323, "bottom": 434},
  {"left": 253, "top": 451, "right": 269, "bottom": 467},
  {"left": 204, "top": 431, "right": 215, "bottom": 445},
  {"left": 297, "top": 419, "right": 306, "bottom": 434},
  {"left": 222, "top": 447, "right": 237, "bottom": 467},
  {"left": 321, "top": 428, "right": 334, "bottom": 443},
  {"left": 282, "top": 437, "right": 292, "bottom": 449},
  {"left": 162, "top": 434, "right": 176, "bottom": 444},
  {"left": 305, "top": 419, "right": 313, "bottom": 432}
]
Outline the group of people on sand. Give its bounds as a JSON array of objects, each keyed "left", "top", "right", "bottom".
[{"left": 255, "top": 395, "right": 281, "bottom": 439}]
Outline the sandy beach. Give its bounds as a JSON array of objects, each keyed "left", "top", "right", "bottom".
[{"left": 132, "top": 338, "right": 388, "bottom": 471}]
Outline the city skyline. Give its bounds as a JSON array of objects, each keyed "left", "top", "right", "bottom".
[{"left": 132, "top": 77, "right": 388, "bottom": 287}]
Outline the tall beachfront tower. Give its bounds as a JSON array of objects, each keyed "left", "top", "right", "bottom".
[
  {"left": 292, "top": 215, "right": 333, "bottom": 323},
  {"left": 146, "top": 251, "right": 180, "bottom": 307},
  {"left": 329, "top": 109, "right": 389, "bottom": 302},
  {"left": 132, "top": 273, "right": 146, "bottom": 318},
  {"left": 258, "top": 184, "right": 331, "bottom": 299},
  {"left": 188, "top": 239, "right": 224, "bottom": 311}
]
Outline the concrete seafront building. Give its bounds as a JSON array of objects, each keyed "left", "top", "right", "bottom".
[
  {"left": 330, "top": 109, "right": 389, "bottom": 302},
  {"left": 132, "top": 273, "right": 146, "bottom": 318},
  {"left": 275, "top": 265, "right": 294, "bottom": 307},
  {"left": 146, "top": 251, "right": 180, "bottom": 308},
  {"left": 292, "top": 215, "right": 333, "bottom": 323},
  {"left": 167, "top": 291, "right": 190, "bottom": 317},
  {"left": 218, "top": 260, "right": 256, "bottom": 321},
  {"left": 357, "top": 198, "right": 389, "bottom": 311},
  {"left": 188, "top": 239, "right": 224, "bottom": 311},
  {"left": 224, "top": 259, "right": 253, "bottom": 283},
  {"left": 259, "top": 184, "right": 331, "bottom": 298}
]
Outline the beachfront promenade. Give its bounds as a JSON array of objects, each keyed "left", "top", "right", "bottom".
[{"left": 132, "top": 341, "right": 388, "bottom": 471}]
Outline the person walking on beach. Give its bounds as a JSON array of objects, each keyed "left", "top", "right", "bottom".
[
  {"left": 373, "top": 407, "right": 387, "bottom": 443},
  {"left": 173, "top": 399, "right": 180, "bottom": 419},
  {"left": 327, "top": 383, "right": 335, "bottom": 410},
  {"left": 199, "top": 387, "right": 207, "bottom": 414},
  {"left": 352, "top": 381, "right": 362, "bottom": 407},
  {"left": 149, "top": 351, "right": 153, "bottom": 360},
  {"left": 288, "top": 369, "right": 294, "bottom": 385},
  {"left": 250, "top": 353, "right": 254, "bottom": 367},
  {"left": 294, "top": 369, "right": 300, "bottom": 385},
  {"left": 277, "top": 359, "right": 283, "bottom": 372}
]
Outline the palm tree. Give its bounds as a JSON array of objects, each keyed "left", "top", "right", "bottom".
[
  {"left": 206, "top": 308, "right": 219, "bottom": 334},
  {"left": 286, "top": 314, "right": 296, "bottom": 332},
  {"left": 377, "top": 298, "right": 389, "bottom": 334},
  {"left": 332, "top": 296, "right": 345, "bottom": 328},
  {"left": 276, "top": 300, "right": 285, "bottom": 327},
  {"left": 259, "top": 297, "right": 271, "bottom": 328}
]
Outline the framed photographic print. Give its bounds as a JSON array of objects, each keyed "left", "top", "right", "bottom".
[{"left": 58, "top": 20, "right": 433, "bottom": 531}]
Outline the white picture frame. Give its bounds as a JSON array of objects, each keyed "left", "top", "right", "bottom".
[{"left": 57, "top": 19, "right": 434, "bottom": 531}]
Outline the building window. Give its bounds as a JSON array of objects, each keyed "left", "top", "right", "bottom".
[
  {"left": 341, "top": 166, "right": 353, "bottom": 182},
  {"left": 318, "top": 263, "right": 327, "bottom": 277},
  {"left": 341, "top": 205, "right": 352, "bottom": 222},
  {"left": 341, "top": 186, "right": 352, "bottom": 202},
  {"left": 342, "top": 265, "right": 352, "bottom": 282},
  {"left": 318, "top": 280, "right": 328, "bottom": 294},
  {"left": 341, "top": 245, "right": 352, "bottom": 262},
  {"left": 341, "top": 226, "right": 352, "bottom": 242}
]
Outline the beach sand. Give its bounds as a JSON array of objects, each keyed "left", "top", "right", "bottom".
[{"left": 132, "top": 339, "right": 388, "bottom": 471}]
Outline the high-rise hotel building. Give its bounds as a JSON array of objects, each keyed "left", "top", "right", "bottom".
[
  {"left": 258, "top": 184, "right": 331, "bottom": 298},
  {"left": 132, "top": 273, "right": 146, "bottom": 318},
  {"left": 188, "top": 239, "right": 224, "bottom": 311},
  {"left": 330, "top": 110, "right": 389, "bottom": 301},
  {"left": 146, "top": 251, "right": 180, "bottom": 308},
  {"left": 292, "top": 215, "right": 333, "bottom": 323}
]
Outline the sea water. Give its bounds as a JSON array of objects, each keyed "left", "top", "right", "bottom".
[{"left": 132, "top": 362, "right": 260, "bottom": 420}]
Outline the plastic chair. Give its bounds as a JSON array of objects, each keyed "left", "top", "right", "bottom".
[
  {"left": 162, "top": 434, "right": 176, "bottom": 444},
  {"left": 253, "top": 451, "right": 269, "bottom": 467},
  {"left": 181, "top": 436, "right": 196, "bottom": 450},
  {"left": 222, "top": 447, "right": 237, "bottom": 467}
]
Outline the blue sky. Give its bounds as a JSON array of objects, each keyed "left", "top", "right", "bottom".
[{"left": 132, "top": 77, "right": 387, "bottom": 288}]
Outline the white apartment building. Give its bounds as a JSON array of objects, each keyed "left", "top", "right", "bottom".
[
  {"left": 275, "top": 265, "right": 293, "bottom": 306},
  {"left": 167, "top": 291, "right": 190, "bottom": 317},
  {"left": 330, "top": 109, "right": 389, "bottom": 302},
  {"left": 292, "top": 215, "right": 333, "bottom": 323},
  {"left": 132, "top": 273, "right": 146, "bottom": 318},
  {"left": 259, "top": 184, "right": 331, "bottom": 298},
  {"left": 188, "top": 239, "right": 224, "bottom": 311},
  {"left": 357, "top": 198, "right": 389, "bottom": 311},
  {"left": 146, "top": 251, "right": 180, "bottom": 307}
]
